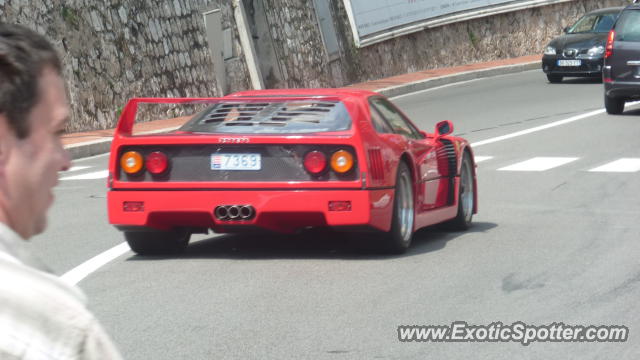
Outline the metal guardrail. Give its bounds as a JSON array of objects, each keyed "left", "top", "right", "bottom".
[{"left": 345, "top": 0, "right": 576, "bottom": 48}]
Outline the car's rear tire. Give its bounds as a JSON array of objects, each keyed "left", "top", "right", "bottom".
[
  {"left": 382, "top": 162, "right": 415, "bottom": 254},
  {"left": 605, "top": 94, "right": 625, "bottom": 115},
  {"left": 443, "top": 153, "right": 474, "bottom": 230},
  {"left": 547, "top": 74, "right": 563, "bottom": 83},
  {"left": 124, "top": 228, "right": 191, "bottom": 255}
]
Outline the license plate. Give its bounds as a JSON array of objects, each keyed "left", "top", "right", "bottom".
[
  {"left": 557, "top": 60, "right": 581, "bottom": 67},
  {"left": 211, "top": 153, "right": 261, "bottom": 170}
]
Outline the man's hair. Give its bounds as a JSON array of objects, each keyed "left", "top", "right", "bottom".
[{"left": 0, "top": 23, "right": 62, "bottom": 139}]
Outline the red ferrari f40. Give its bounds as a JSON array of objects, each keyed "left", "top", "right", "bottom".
[{"left": 107, "top": 89, "right": 477, "bottom": 254}]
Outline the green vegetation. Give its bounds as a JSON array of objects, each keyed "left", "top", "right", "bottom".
[
  {"left": 115, "top": 106, "right": 124, "bottom": 120},
  {"left": 61, "top": 6, "right": 80, "bottom": 30},
  {"left": 467, "top": 26, "right": 479, "bottom": 49}
]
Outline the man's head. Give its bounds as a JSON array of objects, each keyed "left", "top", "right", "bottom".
[{"left": 0, "top": 23, "right": 71, "bottom": 239}]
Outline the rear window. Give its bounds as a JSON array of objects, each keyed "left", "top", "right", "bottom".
[
  {"left": 179, "top": 100, "right": 352, "bottom": 134},
  {"left": 616, "top": 10, "right": 640, "bottom": 42}
]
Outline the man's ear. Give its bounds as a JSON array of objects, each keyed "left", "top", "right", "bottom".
[{"left": 0, "top": 113, "right": 14, "bottom": 172}]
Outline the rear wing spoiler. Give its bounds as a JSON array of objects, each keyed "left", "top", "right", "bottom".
[
  {"left": 115, "top": 97, "right": 223, "bottom": 137},
  {"left": 115, "top": 96, "right": 348, "bottom": 137}
]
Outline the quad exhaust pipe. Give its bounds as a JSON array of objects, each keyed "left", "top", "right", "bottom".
[{"left": 215, "top": 205, "right": 255, "bottom": 221}]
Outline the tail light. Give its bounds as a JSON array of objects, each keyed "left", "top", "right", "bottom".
[
  {"left": 304, "top": 151, "right": 327, "bottom": 175},
  {"left": 121, "top": 151, "right": 144, "bottom": 174},
  {"left": 146, "top": 151, "right": 169, "bottom": 175},
  {"left": 330, "top": 150, "right": 354, "bottom": 173},
  {"left": 605, "top": 30, "right": 615, "bottom": 59}
]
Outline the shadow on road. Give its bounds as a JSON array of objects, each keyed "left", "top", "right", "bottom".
[
  {"left": 551, "top": 77, "right": 601, "bottom": 85},
  {"left": 127, "top": 221, "right": 497, "bottom": 261},
  {"left": 619, "top": 107, "right": 640, "bottom": 116}
]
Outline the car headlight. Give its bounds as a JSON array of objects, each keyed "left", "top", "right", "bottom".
[
  {"left": 587, "top": 45, "right": 605, "bottom": 57},
  {"left": 544, "top": 46, "right": 556, "bottom": 55}
]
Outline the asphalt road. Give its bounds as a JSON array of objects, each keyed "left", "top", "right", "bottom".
[{"left": 29, "top": 70, "right": 640, "bottom": 359}]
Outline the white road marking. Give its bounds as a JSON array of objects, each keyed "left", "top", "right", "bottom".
[
  {"left": 470, "top": 102, "right": 640, "bottom": 148},
  {"left": 471, "top": 109, "right": 605, "bottom": 147},
  {"left": 589, "top": 158, "right": 640, "bottom": 173},
  {"left": 60, "top": 243, "right": 130, "bottom": 285},
  {"left": 60, "top": 170, "right": 109, "bottom": 181},
  {"left": 498, "top": 157, "right": 579, "bottom": 171},
  {"left": 67, "top": 166, "right": 91, "bottom": 172},
  {"left": 474, "top": 156, "right": 493, "bottom": 163}
]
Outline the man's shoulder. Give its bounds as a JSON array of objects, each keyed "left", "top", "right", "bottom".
[
  {"left": 0, "top": 258, "right": 96, "bottom": 350},
  {"left": 0, "top": 259, "right": 123, "bottom": 359},
  {"left": 0, "top": 258, "right": 100, "bottom": 358}
]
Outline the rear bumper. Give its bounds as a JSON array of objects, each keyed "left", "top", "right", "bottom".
[
  {"left": 108, "top": 188, "right": 395, "bottom": 233},
  {"left": 542, "top": 56, "right": 603, "bottom": 77},
  {"left": 604, "top": 81, "right": 640, "bottom": 99}
]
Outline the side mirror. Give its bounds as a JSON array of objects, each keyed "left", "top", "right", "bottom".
[
  {"left": 563, "top": 26, "right": 570, "bottom": 33},
  {"left": 435, "top": 120, "right": 453, "bottom": 137}
]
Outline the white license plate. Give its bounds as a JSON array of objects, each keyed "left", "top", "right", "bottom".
[
  {"left": 211, "top": 153, "right": 261, "bottom": 170},
  {"left": 557, "top": 60, "right": 581, "bottom": 67}
]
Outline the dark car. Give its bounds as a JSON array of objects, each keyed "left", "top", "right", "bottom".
[
  {"left": 603, "top": 3, "right": 640, "bottom": 114},
  {"left": 543, "top": 7, "right": 622, "bottom": 83}
]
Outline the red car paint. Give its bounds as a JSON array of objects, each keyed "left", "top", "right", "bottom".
[{"left": 107, "top": 89, "right": 477, "bottom": 237}]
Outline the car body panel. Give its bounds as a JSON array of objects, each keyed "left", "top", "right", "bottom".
[
  {"left": 604, "top": 5, "right": 640, "bottom": 100},
  {"left": 107, "top": 89, "right": 477, "bottom": 236}
]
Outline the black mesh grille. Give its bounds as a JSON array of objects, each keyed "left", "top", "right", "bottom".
[
  {"left": 202, "top": 103, "right": 270, "bottom": 123},
  {"left": 180, "top": 101, "right": 351, "bottom": 134},
  {"left": 438, "top": 139, "right": 458, "bottom": 205}
]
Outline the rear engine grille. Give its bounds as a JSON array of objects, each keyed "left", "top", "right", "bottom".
[{"left": 202, "top": 101, "right": 337, "bottom": 126}]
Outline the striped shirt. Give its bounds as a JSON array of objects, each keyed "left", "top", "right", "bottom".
[{"left": 0, "top": 223, "right": 123, "bottom": 359}]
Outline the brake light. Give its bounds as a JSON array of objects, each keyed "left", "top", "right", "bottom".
[
  {"left": 121, "top": 151, "right": 144, "bottom": 174},
  {"left": 146, "top": 151, "right": 169, "bottom": 175},
  {"left": 605, "top": 30, "right": 615, "bottom": 59},
  {"left": 330, "top": 150, "right": 354, "bottom": 174},
  {"left": 304, "top": 151, "right": 327, "bottom": 175}
]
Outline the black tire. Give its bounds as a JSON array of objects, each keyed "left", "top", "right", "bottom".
[
  {"left": 605, "top": 94, "right": 624, "bottom": 115},
  {"left": 443, "top": 153, "right": 474, "bottom": 230},
  {"left": 382, "top": 162, "right": 415, "bottom": 254},
  {"left": 124, "top": 228, "right": 191, "bottom": 255},
  {"left": 547, "top": 74, "right": 563, "bottom": 83}
]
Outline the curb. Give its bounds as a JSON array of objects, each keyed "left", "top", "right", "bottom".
[
  {"left": 378, "top": 61, "right": 540, "bottom": 98},
  {"left": 66, "top": 139, "right": 112, "bottom": 160},
  {"left": 65, "top": 60, "right": 541, "bottom": 160}
]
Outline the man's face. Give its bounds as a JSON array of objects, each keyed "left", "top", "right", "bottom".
[{"left": 1, "top": 67, "right": 71, "bottom": 239}]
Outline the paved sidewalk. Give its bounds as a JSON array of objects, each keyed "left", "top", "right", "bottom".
[{"left": 63, "top": 54, "right": 540, "bottom": 159}]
